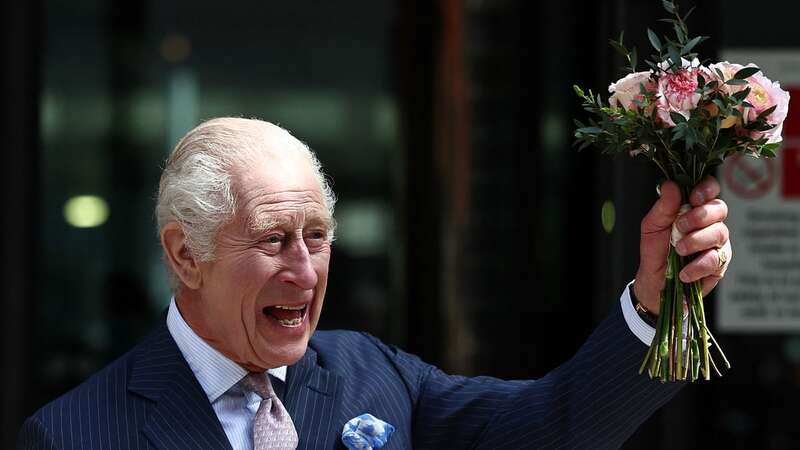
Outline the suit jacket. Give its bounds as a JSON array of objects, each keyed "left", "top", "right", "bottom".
[{"left": 18, "top": 301, "right": 682, "bottom": 449}]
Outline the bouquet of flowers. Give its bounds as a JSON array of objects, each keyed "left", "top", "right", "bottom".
[{"left": 573, "top": 0, "right": 789, "bottom": 382}]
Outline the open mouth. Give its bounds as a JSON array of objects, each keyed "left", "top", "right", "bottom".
[{"left": 262, "top": 304, "right": 308, "bottom": 328}]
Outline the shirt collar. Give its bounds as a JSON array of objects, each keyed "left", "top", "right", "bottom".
[{"left": 166, "top": 297, "right": 287, "bottom": 403}]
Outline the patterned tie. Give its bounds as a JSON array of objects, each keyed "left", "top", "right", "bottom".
[{"left": 242, "top": 372, "right": 299, "bottom": 450}]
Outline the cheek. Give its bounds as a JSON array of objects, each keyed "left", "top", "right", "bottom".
[
  {"left": 309, "top": 249, "right": 330, "bottom": 309},
  {"left": 311, "top": 248, "right": 331, "bottom": 280},
  {"left": 212, "top": 253, "right": 279, "bottom": 298}
]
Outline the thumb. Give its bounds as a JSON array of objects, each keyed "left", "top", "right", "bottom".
[
  {"left": 637, "top": 181, "right": 682, "bottom": 292},
  {"left": 641, "top": 181, "right": 682, "bottom": 235},
  {"left": 634, "top": 181, "right": 683, "bottom": 309}
]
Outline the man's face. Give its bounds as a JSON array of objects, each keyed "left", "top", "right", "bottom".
[{"left": 187, "top": 153, "right": 332, "bottom": 370}]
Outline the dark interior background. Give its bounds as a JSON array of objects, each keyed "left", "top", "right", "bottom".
[{"left": 3, "top": 0, "right": 800, "bottom": 448}]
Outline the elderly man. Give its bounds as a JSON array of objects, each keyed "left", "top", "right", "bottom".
[{"left": 19, "top": 118, "right": 732, "bottom": 449}]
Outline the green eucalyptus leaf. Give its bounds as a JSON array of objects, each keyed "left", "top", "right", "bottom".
[
  {"left": 725, "top": 79, "right": 748, "bottom": 86},
  {"left": 734, "top": 66, "right": 760, "bottom": 79},
  {"left": 670, "top": 112, "right": 688, "bottom": 124},
  {"left": 672, "top": 127, "right": 686, "bottom": 141},
  {"left": 761, "top": 146, "right": 777, "bottom": 158},
  {"left": 674, "top": 23, "right": 686, "bottom": 43},
  {"left": 647, "top": 28, "right": 662, "bottom": 51},
  {"left": 577, "top": 126, "right": 602, "bottom": 134},
  {"left": 686, "top": 130, "right": 696, "bottom": 149},
  {"left": 681, "top": 36, "right": 707, "bottom": 55},
  {"left": 609, "top": 39, "right": 628, "bottom": 57},
  {"left": 757, "top": 105, "right": 777, "bottom": 120},
  {"left": 669, "top": 46, "right": 682, "bottom": 70},
  {"left": 763, "top": 142, "right": 780, "bottom": 152},
  {"left": 733, "top": 87, "right": 751, "bottom": 101},
  {"left": 683, "top": 5, "right": 696, "bottom": 21},
  {"left": 662, "top": 0, "right": 676, "bottom": 14}
]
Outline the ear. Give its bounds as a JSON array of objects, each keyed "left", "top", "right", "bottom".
[{"left": 160, "top": 222, "right": 202, "bottom": 290}]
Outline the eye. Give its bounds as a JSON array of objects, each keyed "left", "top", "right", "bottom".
[
  {"left": 265, "top": 235, "right": 283, "bottom": 244},
  {"left": 261, "top": 233, "right": 285, "bottom": 254},
  {"left": 303, "top": 229, "right": 328, "bottom": 250}
]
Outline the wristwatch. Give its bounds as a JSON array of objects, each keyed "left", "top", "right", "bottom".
[{"left": 629, "top": 284, "right": 657, "bottom": 327}]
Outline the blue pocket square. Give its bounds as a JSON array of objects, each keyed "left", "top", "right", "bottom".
[{"left": 341, "top": 413, "right": 395, "bottom": 450}]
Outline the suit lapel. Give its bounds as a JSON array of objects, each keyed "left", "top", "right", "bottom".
[
  {"left": 128, "top": 324, "right": 233, "bottom": 450},
  {"left": 284, "top": 346, "right": 343, "bottom": 450}
]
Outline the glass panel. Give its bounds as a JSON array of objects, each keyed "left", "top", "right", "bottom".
[{"left": 34, "top": 0, "right": 402, "bottom": 407}]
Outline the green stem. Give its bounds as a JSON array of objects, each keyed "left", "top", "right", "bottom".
[
  {"left": 691, "top": 280, "right": 711, "bottom": 380},
  {"left": 706, "top": 327, "right": 731, "bottom": 370}
]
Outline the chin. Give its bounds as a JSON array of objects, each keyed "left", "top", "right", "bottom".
[{"left": 263, "top": 340, "right": 310, "bottom": 368}]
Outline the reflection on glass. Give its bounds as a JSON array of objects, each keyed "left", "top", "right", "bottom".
[{"left": 63, "top": 195, "right": 109, "bottom": 228}]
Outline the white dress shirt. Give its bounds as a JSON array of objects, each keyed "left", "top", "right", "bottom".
[
  {"left": 167, "top": 298, "right": 287, "bottom": 450},
  {"left": 620, "top": 280, "right": 657, "bottom": 345},
  {"left": 166, "top": 286, "right": 653, "bottom": 449}
]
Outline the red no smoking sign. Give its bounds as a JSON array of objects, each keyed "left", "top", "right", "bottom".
[
  {"left": 723, "top": 154, "right": 776, "bottom": 199},
  {"left": 782, "top": 146, "right": 800, "bottom": 198}
]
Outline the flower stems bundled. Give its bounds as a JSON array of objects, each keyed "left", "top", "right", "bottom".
[
  {"left": 573, "top": 0, "right": 790, "bottom": 382},
  {"left": 642, "top": 233, "right": 730, "bottom": 381}
]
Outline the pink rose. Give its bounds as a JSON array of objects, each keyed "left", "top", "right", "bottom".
[
  {"left": 709, "top": 61, "right": 790, "bottom": 143},
  {"left": 656, "top": 67, "right": 704, "bottom": 127},
  {"left": 608, "top": 71, "right": 655, "bottom": 111},
  {"left": 745, "top": 72, "right": 790, "bottom": 143}
]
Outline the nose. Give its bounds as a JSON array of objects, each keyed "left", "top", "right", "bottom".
[{"left": 278, "top": 237, "right": 318, "bottom": 290}]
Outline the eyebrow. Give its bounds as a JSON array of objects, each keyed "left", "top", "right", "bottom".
[{"left": 246, "top": 209, "right": 333, "bottom": 236}]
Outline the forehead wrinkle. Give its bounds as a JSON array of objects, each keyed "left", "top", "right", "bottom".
[{"left": 238, "top": 188, "right": 324, "bottom": 213}]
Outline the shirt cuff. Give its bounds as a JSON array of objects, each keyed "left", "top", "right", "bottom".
[{"left": 620, "top": 280, "right": 655, "bottom": 346}]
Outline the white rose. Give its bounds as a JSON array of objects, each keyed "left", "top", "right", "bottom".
[{"left": 608, "top": 71, "right": 655, "bottom": 111}]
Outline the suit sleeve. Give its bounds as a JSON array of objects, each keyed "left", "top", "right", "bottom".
[
  {"left": 381, "top": 300, "right": 684, "bottom": 450},
  {"left": 17, "top": 415, "right": 57, "bottom": 450}
]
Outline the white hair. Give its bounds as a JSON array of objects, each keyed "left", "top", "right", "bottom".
[{"left": 156, "top": 117, "right": 336, "bottom": 291}]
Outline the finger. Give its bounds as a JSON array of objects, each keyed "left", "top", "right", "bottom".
[
  {"left": 679, "top": 249, "right": 720, "bottom": 283},
  {"left": 689, "top": 175, "right": 721, "bottom": 206},
  {"left": 700, "top": 240, "right": 733, "bottom": 294},
  {"left": 701, "top": 274, "right": 723, "bottom": 296},
  {"left": 641, "top": 180, "right": 682, "bottom": 234},
  {"left": 675, "top": 222, "right": 729, "bottom": 256},
  {"left": 675, "top": 199, "right": 729, "bottom": 234},
  {"left": 679, "top": 239, "right": 732, "bottom": 283}
]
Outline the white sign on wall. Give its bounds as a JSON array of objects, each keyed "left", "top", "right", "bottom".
[{"left": 717, "top": 49, "right": 800, "bottom": 332}]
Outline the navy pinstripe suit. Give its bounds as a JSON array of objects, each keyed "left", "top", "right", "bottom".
[{"left": 18, "top": 301, "right": 682, "bottom": 449}]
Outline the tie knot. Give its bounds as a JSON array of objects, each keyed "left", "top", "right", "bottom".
[
  {"left": 242, "top": 372, "right": 276, "bottom": 400},
  {"left": 244, "top": 371, "right": 298, "bottom": 449}
]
